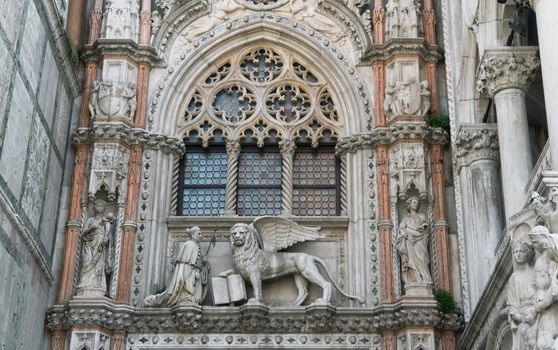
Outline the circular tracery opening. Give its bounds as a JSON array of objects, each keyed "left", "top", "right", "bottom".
[{"left": 179, "top": 46, "right": 342, "bottom": 146}]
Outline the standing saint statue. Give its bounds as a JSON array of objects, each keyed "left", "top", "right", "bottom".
[
  {"left": 77, "top": 199, "right": 114, "bottom": 296},
  {"left": 395, "top": 197, "right": 433, "bottom": 290},
  {"left": 143, "top": 227, "right": 209, "bottom": 307}
]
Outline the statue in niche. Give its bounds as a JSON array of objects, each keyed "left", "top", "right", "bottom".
[
  {"left": 528, "top": 226, "right": 558, "bottom": 349},
  {"left": 385, "top": 0, "right": 400, "bottom": 38},
  {"left": 508, "top": 240, "right": 537, "bottom": 350},
  {"left": 219, "top": 216, "right": 364, "bottom": 306},
  {"left": 395, "top": 197, "right": 432, "bottom": 289},
  {"left": 143, "top": 227, "right": 209, "bottom": 306},
  {"left": 399, "top": 0, "right": 419, "bottom": 37},
  {"left": 77, "top": 199, "right": 115, "bottom": 295},
  {"left": 530, "top": 188, "right": 558, "bottom": 232},
  {"left": 384, "top": 82, "right": 400, "bottom": 117},
  {"left": 419, "top": 80, "right": 431, "bottom": 117},
  {"left": 120, "top": 82, "right": 136, "bottom": 120},
  {"left": 181, "top": 0, "right": 245, "bottom": 44}
]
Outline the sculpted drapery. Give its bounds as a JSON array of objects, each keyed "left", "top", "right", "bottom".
[
  {"left": 143, "top": 227, "right": 209, "bottom": 306},
  {"left": 77, "top": 199, "right": 114, "bottom": 293},
  {"left": 396, "top": 197, "right": 432, "bottom": 286}
]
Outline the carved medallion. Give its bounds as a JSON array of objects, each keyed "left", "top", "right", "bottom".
[{"left": 235, "top": 0, "right": 288, "bottom": 10}]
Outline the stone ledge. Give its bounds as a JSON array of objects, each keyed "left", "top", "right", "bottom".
[
  {"left": 336, "top": 124, "right": 448, "bottom": 155},
  {"left": 82, "top": 39, "right": 161, "bottom": 65},
  {"left": 46, "top": 299, "right": 463, "bottom": 334},
  {"left": 72, "top": 122, "right": 185, "bottom": 155}
]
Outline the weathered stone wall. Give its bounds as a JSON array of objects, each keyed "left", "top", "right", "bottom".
[{"left": 0, "top": 0, "right": 78, "bottom": 349}]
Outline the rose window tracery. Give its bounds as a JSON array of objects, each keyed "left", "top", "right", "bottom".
[{"left": 178, "top": 46, "right": 342, "bottom": 145}]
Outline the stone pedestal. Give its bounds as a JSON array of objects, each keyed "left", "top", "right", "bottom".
[{"left": 477, "top": 47, "right": 540, "bottom": 218}]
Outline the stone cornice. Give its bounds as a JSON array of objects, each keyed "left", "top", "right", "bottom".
[
  {"left": 82, "top": 39, "right": 161, "bottom": 65},
  {"left": 455, "top": 124, "right": 500, "bottom": 168},
  {"left": 336, "top": 124, "right": 448, "bottom": 155},
  {"left": 476, "top": 47, "right": 540, "bottom": 98},
  {"left": 361, "top": 40, "right": 442, "bottom": 64},
  {"left": 46, "top": 299, "right": 463, "bottom": 334},
  {"left": 72, "top": 123, "right": 185, "bottom": 155}
]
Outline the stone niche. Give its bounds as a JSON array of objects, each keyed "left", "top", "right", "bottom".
[{"left": 164, "top": 221, "right": 349, "bottom": 306}]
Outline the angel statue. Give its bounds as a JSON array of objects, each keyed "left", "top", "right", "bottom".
[
  {"left": 530, "top": 187, "right": 558, "bottom": 232},
  {"left": 220, "top": 216, "right": 364, "bottom": 306},
  {"left": 143, "top": 227, "right": 209, "bottom": 307}
]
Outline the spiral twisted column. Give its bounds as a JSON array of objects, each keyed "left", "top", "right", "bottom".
[
  {"left": 280, "top": 140, "right": 296, "bottom": 215},
  {"left": 225, "top": 140, "right": 241, "bottom": 215},
  {"left": 340, "top": 153, "right": 348, "bottom": 215}
]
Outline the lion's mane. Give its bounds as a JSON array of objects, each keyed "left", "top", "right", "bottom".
[{"left": 230, "top": 223, "right": 266, "bottom": 273}]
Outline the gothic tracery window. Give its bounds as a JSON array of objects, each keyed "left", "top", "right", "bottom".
[{"left": 177, "top": 46, "right": 343, "bottom": 216}]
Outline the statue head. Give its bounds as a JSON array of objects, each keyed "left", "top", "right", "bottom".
[
  {"left": 512, "top": 240, "right": 534, "bottom": 265},
  {"left": 529, "top": 225, "right": 552, "bottom": 252},
  {"left": 186, "top": 226, "right": 203, "bottom": 242},
  {"left": 406, "top": 196, "right": 420, "bottom": 212},
  {"left": 93, "top": 199, "right": 106, "bottom": 214}
]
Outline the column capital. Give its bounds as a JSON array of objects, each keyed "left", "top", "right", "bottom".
[
  {"left": 455, "top": 124, "right": 500, "bottom": 168},
  {"left": 476, "top": 47, "right": 540, "bottom": 97}
]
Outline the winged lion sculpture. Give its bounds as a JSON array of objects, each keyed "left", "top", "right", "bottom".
[{"left": 220, "top": 216, "right": 364, "bottom": 306}]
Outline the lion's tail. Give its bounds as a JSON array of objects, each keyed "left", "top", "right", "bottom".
[{"left": 314, "top": 258, "right": 365, "bottom": 304}]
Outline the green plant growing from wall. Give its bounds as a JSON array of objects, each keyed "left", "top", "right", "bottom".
[{"left": 433, "top": 289, "right": 456, "bottom": 314}]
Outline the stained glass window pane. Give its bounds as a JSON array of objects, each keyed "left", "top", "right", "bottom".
[
  {"left": 238, "top": 152, "right": 282, "bottom": 186},
  {"left": 180, "top": 149, "right": 227, "bottom": 216},
  {"left": 292, "top": 148, "right": 338, "bottom": 216},
  {"left": 237, "top": 149, "right": 282, "bottom": 216}
]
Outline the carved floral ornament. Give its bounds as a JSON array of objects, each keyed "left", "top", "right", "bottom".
[{"left": 178, "top": 46, "right": 343, "bottom": 148}]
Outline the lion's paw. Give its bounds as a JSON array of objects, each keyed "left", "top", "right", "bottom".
[
  {"left": 311, "top": 298, "right": 329, "bottom": 306},
  {"left": 246, "top": 298, "right": 264, "bottom": 305}
]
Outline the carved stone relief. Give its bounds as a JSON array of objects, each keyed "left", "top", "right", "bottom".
[
  {"left": 102, "top": 0, "right": 140, "bottom": 41},
  {"left": 530, "top": 187, "right": 558, "bottom": 232},
  {"left": 384, "top": 61, "right": 430, "bottom": 119},
  {"left": 89, "top": 80, "right": 137, "bottom": 121},
  {"left": 89, "top": 144, "right": 130, "bottom": 200},
  {"left": 220, "top": 217, "right": 364, "bottom": 306}
]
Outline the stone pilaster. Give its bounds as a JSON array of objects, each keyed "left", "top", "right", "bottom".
[{"left": 477, "top": 47, "right": 540, "bottom": 218}]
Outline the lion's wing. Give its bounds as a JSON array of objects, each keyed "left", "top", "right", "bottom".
[{"left": 253, "top": 216, "right": 323, "bottom": 252}]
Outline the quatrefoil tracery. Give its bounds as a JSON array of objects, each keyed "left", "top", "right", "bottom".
[{"left": 178, "top": 46, "right": 343, "bottom": 146}]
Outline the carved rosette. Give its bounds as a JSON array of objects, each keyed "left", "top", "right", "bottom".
[
  {"left": 455, "top": 125, "right": 500, "bottom": 168},
  {"left": 476, "top": 48, "right": 540, "bottom": 97}
]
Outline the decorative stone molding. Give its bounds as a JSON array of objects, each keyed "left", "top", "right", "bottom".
[
  {"left": 455, "top": 124, "right": 499, "bottom": 169},
  {"left": 72, "top": 123, "right": 185, "bottom": 155},
  {"left": 126, "top": 333, "right": 380, "bottom": 349},
  {"left": 335, "top": 124, "right": 448, "bottom": 155},
  {"left": 476, "top": 47, "right": 540, "bottom": 98},
  {"left": 46, "top": 299, "right": 463, "bottom": 334},
  {"left": 362, "top": 40, "right": 441, "bottom": 64},
  {"left": 81, "top": 40, "right": 160, "bottom": 65},
  {"left": 69, "top": 330, "right": 110, "bottom": 350},
  {"left": 102, "top": 0, "right": 140, "bottom": 41}
]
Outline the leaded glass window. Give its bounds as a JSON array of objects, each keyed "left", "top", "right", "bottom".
[
  {"left": 292, "top": 145, "right": 339, "bottom": 216},
  {"left": 178, "top": 146, "right": 228, "bottom": 216},
  {"left": 237, "top": 147, "right": 283, "bottom": 216}
]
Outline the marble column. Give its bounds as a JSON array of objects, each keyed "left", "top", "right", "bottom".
[
  {"left": 477, "top": 47, "right": 540, "bottom": 217},
  {"left": 224, "top": 140, "right": 241, "bottom": 215},
  {"left": 455, "top": 124, "right": 504, "bottom": 307},
  {"left": 527, "top": 0, "right": 558, "bottom": 171}
]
